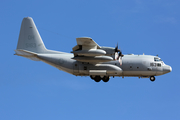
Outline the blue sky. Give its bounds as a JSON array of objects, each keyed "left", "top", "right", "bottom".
[{"left": 0, "top": 0, "right": 180, "bottom": 120}]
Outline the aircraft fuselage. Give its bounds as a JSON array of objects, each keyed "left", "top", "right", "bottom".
[{"left": 37, "top": 53, "right": 171, "bottom": 78}]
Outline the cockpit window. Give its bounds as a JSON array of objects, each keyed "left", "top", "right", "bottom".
[{"left": 154, "top": 57, "right": 162, "bottom": 62}]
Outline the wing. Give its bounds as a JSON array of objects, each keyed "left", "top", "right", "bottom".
[
  {"left": 71, "top": 37, "right": 114, "bottom": 63},
  {"left": 72, "top": 37, "right": 100, "bottom": 51}
]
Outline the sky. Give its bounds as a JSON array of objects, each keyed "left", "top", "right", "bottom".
[{"left": 0, "top": 0, "right": 180, "bottom": 120}]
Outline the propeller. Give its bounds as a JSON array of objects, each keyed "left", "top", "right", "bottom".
[
  {"left": 114, "top": 43, "right": 124, "bottom": 65},
  {"left": 115, "top": 43, "right": 120, "bottom": 52}
]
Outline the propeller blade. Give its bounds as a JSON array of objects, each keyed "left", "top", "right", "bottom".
[
  {"left": 115, "top": 52, "right": 118, "bottom": 60},
  {"left": 119, "top": 56, "right": 122, "bottom": 66},
  {"left": 115, "top": 43, "right": 120, "bottom": 52},
  {"left": 119, "top": 51, "right": 121, "bottom": 56},
  {"left": 118, "top": 51, "right": 124, "bottom": 57},
  {"left": 114, "top": 43, "right": 123, "bottom": 62}
]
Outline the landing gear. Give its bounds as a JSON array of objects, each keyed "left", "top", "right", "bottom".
[
  {"left": 102, "top": 76, "right": 110, "bottom": 82},
  {"left": 94, "top": 76, "right": 101, "bottom": 82},
  {"left": 90, "top": 75, "right": 110, "bottom": 82},
  {"left": 150, "top": 76, "right": 155, "bottom": 82}
]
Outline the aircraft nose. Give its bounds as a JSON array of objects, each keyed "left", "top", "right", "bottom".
[{"left": 163, "top": 65, "right": 172, "bottom": 74}]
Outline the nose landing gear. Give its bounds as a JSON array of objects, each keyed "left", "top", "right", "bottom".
[{"left": 150, "top": 76, "right": 155, "bottom": 82}]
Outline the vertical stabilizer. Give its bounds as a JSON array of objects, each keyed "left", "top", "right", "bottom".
[{"left": 17, "top": 17, "right": 47, "bottom": 53}]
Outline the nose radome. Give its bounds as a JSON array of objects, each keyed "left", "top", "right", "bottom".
[
  {"left": 169, "top": 66, "right": 172, "bottom": 72},
  {"left": 163, "top": 65, "right": 172, "bottom": 74}
]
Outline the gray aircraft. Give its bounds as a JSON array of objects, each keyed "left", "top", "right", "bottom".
[{"left": 15, "top": 17, "right": 172, "bottom": 82}]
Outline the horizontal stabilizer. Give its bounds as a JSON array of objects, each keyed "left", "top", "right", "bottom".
[{"left": 14, "top": 49, "right": 40, "bottom": 61}]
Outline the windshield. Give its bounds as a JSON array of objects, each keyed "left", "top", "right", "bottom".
[
  {"left": 154, "top": 57, "right": 165, "bottom": 65},
  {"left": 154, "top": 57, "right": 162, "bottom": 62}
]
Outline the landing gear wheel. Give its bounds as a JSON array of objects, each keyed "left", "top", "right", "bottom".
[
  {"left": 94, "top": 76, "right": 101, "bottom": 82},
  {"left": 90, "top": 75, "right": 94, "bottom": 80},
  {"left": 150, "top": 76, "right": 155, "bottom": 82},
  {"left": 102, "top": 76, "right": 110, "bottom": 82}
]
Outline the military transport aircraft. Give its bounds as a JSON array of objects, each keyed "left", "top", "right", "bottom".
[{"left": 15, "top": 17, "right": 172, "bottom": 82}]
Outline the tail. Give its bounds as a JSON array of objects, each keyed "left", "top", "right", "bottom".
[
  {"left": 15, "top": 17, "right": 48, "bottom": 60},
  {"left": 16, "top": 17, "right": 47, "bottom": 53}
]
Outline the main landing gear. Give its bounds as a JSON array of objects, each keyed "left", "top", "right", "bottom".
[
  {"left": 90, "top": 75, "right": 110, "bottom": 82},
  {"left": 150, "top": 76, "right": 155, "bottom": 82}
]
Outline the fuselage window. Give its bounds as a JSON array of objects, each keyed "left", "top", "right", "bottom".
[
  {"left": 150, "top": 63, "right": 156, "bottom": 66},
  {"left": 157, "top": 63, "right": 161, "bottom": 67}
]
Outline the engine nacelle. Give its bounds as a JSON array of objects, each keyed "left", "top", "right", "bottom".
[{"left": 100, "top": 47, "right": 115, "bottom": 56}]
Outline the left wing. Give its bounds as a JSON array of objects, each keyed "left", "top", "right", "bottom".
[
  {"left": 72, "top": 37, "right": 100, "bottom": 51},
  {"left": 71, "top": 37, "right": 113, "bottom": 63}
]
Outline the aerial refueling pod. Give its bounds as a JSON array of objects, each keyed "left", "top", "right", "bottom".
[{"left": 71, "top": 49, "right": 106, "bottom": 56}]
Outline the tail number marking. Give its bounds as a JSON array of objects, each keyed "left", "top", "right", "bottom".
[{"left": 28, "top": 35, "right": 34, "bottom": 40}]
